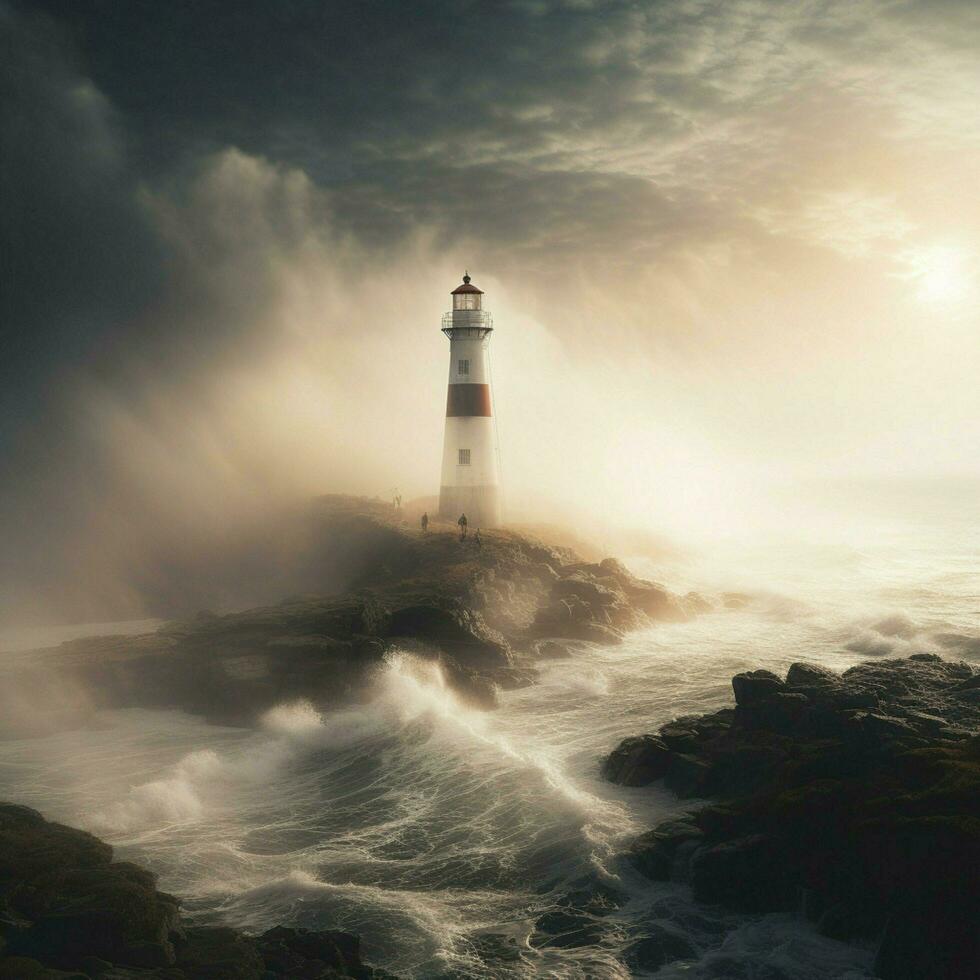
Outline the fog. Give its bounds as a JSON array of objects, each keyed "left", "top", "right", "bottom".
[{"left": 2, "top": 2, "right": 979, "bottom": 626}]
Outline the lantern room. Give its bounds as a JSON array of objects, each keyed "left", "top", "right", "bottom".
[{"left": 451, "top": 272, "right": 483, "bottom": 311}]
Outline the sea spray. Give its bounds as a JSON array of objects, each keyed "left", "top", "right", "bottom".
[
  {"left": 261, "top": 698, "right": 323, "bottom": 735},
  {"left": 90, "top": 748, "right": 223, "bottom": 833},
  {"left": 5, "top": 503, "right": 968, "bottom": 976},
  {"left": 376, "top": 651, "right": 631, "bottom": 840}
]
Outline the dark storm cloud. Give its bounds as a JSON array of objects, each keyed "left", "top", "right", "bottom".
[
  {"left": 0, "top": 5, "right": 163, "bottom": 438},
  {"left": 27, "top": 0, "right": 656, "bottom": 173},
  {"left": 0, "top": 0, "right": 758, "bottom": 411},
  {"left": 12, "top": 0, "right": 979, "bottom": 295},
  {"left": 4, "top": 0, "right": 978, "bottom": 401},
  {"left": 1, "top": 0, "right": 978, "bottom": 623},
  {"left": 14, "top": 0, "right": 778, "bottom": 258}
]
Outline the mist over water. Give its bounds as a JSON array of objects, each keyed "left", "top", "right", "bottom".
[
  {"left": 4, "top": 3, "right": 978, "bottom": 972},
  {"left": 1, "top": 485, "right": 976, "bottom": 978}
]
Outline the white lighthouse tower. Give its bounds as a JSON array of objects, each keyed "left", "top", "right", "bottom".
[{"left": 438, "top": 273, "right": 502, "bottom": 528}]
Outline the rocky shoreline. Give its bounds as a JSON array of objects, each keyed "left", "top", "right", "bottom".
[
  {"left": 8, "top": 497, "right": 976, "bottom": 977},
  {"left": 0, "top": 802, "right": 396, "bottom": 979},
  {"left": 0, "top": 496, "right": 692, "bottom": 738},
  {"left": 0, "top": 497, "right": 699, "bottom": 978},
  {"left": 602, "top": 654, "right": 980, "bottom": 979}
]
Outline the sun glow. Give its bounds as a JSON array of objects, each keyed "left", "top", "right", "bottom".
[{"left": 901, "top": 244, "right": 975, "bottom": 307}]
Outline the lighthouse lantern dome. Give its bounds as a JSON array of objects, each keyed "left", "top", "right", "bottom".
[{"left": 451, "top": 272, "right": 483, "bottom": 311}]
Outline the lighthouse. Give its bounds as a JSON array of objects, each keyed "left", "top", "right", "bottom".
[{"left": 438, "top": 273, "right": 502, "bottom": 528}]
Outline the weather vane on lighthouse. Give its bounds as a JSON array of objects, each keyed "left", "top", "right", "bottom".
[{"left": 438, "top": 272, "right": 502, "bottom": 528}]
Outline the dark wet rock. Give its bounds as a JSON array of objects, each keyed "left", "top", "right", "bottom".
[
  {"left": 18, "top": 863, "right": 181, "bottom": 968},
  {"left": 603, "top": 655, "right": 980, "bottom": 980},
  {"left": 0, "top": 804, "right": 112, "bottom": 880},
  {"left": 785, "top": 661, "right": 839, "bottom": 688},
  {"left": 0, "top": 806, "right": 181, "bottom": 973},
  {"left": 0, "top": 498, "right": 687, "bottom": 735},
  {"left": 736, "top": 691, "right": 808, "bottom": 734},
  {"left": 623, "top": 923, "right": 696, "bottom": 970},
  {"left": 658, "top": 721, "right": 700, "bottom": 751},
  {"left": 254, "top": 925, "right": 378, "bottom": 979},
  {"left": 731, "top": 669, "right": 783, "bottom": 705},
  {"left": 387, "top": 603, "right": 510, "bottom": 668},
  {"left": 0, "top": 805, "right": 394, "bottom": 979},
  {"left": 601, "top": 735, "right": 671, "bottom": 786},
  {"left": 664, "top": 752, "right": 713, "bottom": 797},
  {"left": 629, "top": 820, "right": 704, "bottom": 881},
  {"left": 691, "top": 834, "right": 797, "bottom": 913},
  {"left": 175, "top": 928, "right": 264, "bottom": 979}
]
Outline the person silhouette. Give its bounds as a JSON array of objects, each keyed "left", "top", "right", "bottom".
[
  {"left": 421, "top": 512, "right": 429, "bottom": 534},
  {"left": 457, "top": 513, "right": 468, "bottom": 540}
]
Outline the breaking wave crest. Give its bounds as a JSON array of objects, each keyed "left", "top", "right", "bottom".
[{"left": 3, "top": 511, "right": 974, "bottom": 977}]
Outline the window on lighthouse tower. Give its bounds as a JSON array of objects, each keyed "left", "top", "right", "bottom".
[
  {"left": 454, "top": 292, "right": 480, "bottom": 311},
  {"left": 458, "top": 359, "right": 469, "bottom": 376},
  {"left": 458, "top": 449, "right": 471, "bottom": 465}
]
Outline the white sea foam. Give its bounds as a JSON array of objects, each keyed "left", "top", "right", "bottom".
[
  {"left": 1, "top": 504, "right": 974, "bottom": 978},
  {"left": 261, "top": 698, "right": 323, "bottom": 735},
  {"left": 90, "top": 748, "right": 223, "bottom": 832},
  {"left": 377, "top": 651, "right": 620, "bottom": 819}
]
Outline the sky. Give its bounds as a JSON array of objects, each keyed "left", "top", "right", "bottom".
[{"left": 2, "top": 0, "right": 979, "bottom": 622}]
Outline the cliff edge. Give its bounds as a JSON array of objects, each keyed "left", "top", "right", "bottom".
[{"left": 1, "top": 496, "right": 692, "bottom": 737}]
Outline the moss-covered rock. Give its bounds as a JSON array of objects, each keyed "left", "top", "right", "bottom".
[
  {"left": 603, "top": 656, "right": 980, "bottom": 980},
  {"left": 0, "top": 804, "right": 394, "bottom": 979}
]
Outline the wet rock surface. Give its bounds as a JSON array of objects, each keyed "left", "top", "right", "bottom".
[
  {"left": 0, "top": 804, "right": 394, "bottom": 979},
  {"left": 603, "top": 654, "right": 980, "bottom": 979},
  {"left": 0, "top": 497, "right": 687, "bottom": 736}
]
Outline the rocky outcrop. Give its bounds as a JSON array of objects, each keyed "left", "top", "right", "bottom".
[
  {"left": 602, "top": 654, "right": 980, "bottom": 980},
  {"left": 1, "top": 498, "right": 688, "bottom": 736},
  {"left": 0, "top": 803, "right": 393, "bottom": 979},
  {"left": 527, "top": 557, "right": 685, "bottom": 644}
]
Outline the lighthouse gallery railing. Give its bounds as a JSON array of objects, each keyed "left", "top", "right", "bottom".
[{"left": 441, "top": 310, "right": 493, "bottom": 333}]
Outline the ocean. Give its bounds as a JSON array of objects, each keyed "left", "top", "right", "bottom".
[{"left": 1, "top": 480, "right": 976, "bottom": 977}]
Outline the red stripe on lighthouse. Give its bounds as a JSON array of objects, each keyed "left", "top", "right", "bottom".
[{"left": 446, "top": 384, "right": 492, "bottom": 417}]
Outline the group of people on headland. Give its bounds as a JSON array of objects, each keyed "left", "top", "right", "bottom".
[{"left": 419, "top": 511, "right": 481, "bottom": 547}]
